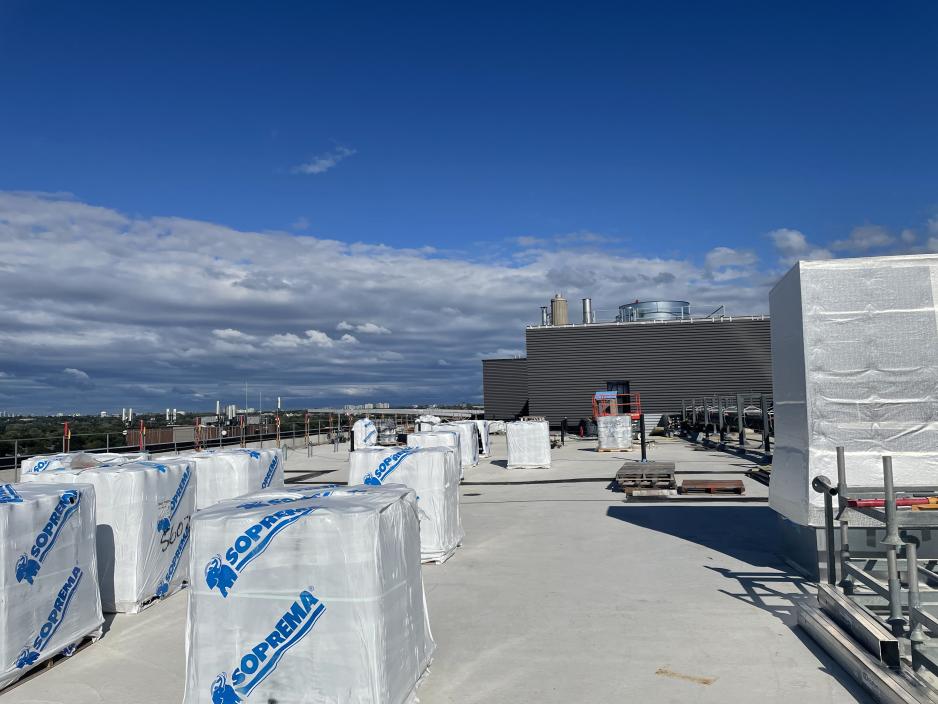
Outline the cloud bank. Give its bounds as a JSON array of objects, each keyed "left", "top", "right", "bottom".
[{"left": 0, "top": 191, "right": 926, "bottom": 413}]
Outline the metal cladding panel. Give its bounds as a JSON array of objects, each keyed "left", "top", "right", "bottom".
[
  {"left": 525, "top": 318, "right": 772, "bottom": 424},
  {"left": 482, "top": 358, "right": 528, "bottom": 420}
]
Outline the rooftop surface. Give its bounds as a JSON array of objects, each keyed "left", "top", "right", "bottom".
[{"left": 4, "top": 436, "right": 870, "bottom": 703}]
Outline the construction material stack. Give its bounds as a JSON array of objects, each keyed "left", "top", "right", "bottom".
[
  {"left": 0, "top": 483, "right": 104, "bottom": 689},
  {"left": 415, "top": 414, "right": 441, "bottom": 432},
  {"left": 473, "top": 419, "right": 491, "bottom": 457},
  {"left": 184, "top": 484, "right": 434, "bottom": 703},
  {"left": 350, "top": 446, "right": 463, "bottom": 563},
  {"left": 351, "top": 418, "right": 377, "bottom": 447},
  {"left": 434, "top": 422, "right": 479, "bottom": 470},
  {"left": 20, "top": 451, "right": 150, "bottom": 477},
  {"left": 179, "top": 448, "right": 284, "bottom": 510},
  {"left": 597, "top": 416, "right": 632, "bottom": 451},
  {"left": 21, "top": 458, "right": 195, "bottom": 612},
  {"left": 506, "top": 420, "right": 551, "bottom": 469},
  {"left": 407, "top": 430, "right": 463, "bottom": 479}
]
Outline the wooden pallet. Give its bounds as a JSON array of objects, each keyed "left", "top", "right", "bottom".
[
  {"left": 2, "top": 633, "right": 99, "bottom": 693},
  {"left": 679, "top": 479, "right": 745, "bottom": 495},
  {"left": 615, "top": 466, "right": 676, "bottom": 493},
  {"left": 597, "top": 447, "right": 632, "bottom": 452}
]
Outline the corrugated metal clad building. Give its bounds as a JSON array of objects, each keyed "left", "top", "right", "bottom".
[{"left": 483, "top": 299, "right": 772, "bottom": 425}]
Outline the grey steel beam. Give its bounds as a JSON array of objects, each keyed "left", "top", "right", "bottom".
[
  {"left": 816, "top": 583, "right": 901, "bottom": 669},
  {"left": 798, "top": 604, "right": 929, "bottom": 704}
]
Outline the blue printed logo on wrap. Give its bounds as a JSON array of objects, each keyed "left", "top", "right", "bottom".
[
  {"left": 16, "top": 566, "right": 83, "bottom": 669},
  {"left": 0, "top": 484, "right": 23, "bottom": 503},
  {"left": 211, "top": 589, "right": 325, "bottom": 703},
  {"left": 16, "top": 489, "right": 81, "bottom": 585},
  {"left": 260, "top": 455, "right": 279, "bottom": 489},
  {"left": 157, "top": 466, "right": 192, "bottom": 534},
  {"left": 205, "top": 505, "right": 317, "bottom": 598},
  {"left": 363, "top": 447, "right": 415, "bottom": 485},
  {"left": 155, "top": 523, "right": 190, "bottom": 598}
]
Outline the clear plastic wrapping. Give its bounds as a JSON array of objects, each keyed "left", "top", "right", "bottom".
[
  {"left": 352, "top": 418, "right": 377, "bottom": 447},
  {"left": 597, "top": 416, "right": 632, "bottom": 450},
  {"left": 473, "top": 420, "right": 491, "bottom": 457},
  {"left": 407, "top": 431, "right": 463, "bottom": 479},
  {"left": 433, "top": 422, "right": 479, "bottom": 468},
  {"left": 176, "top": 448, "right": 284, "bottom": 510},
  {"left": 770, "top": 255, "right": 938, "bottom": 525},
  {"left": 21, "top": 458, "right": 195, "bottom": 612},
  {"left": 349, "top": 446, "right": 464, "bottom": 563},
  {"left": 184, "top": 484, "right": 434, "bottom": 703},
  {"left": 506, "top": 420, "right": 551, "bottom": 469},
  {"left": 0, "top": 482, "right": 104, "bottom": 689}
]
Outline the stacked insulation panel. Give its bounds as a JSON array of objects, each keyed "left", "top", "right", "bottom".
[
  {"left": 506, "top": 420, "right": 551, "bottom": 469},
  {"left": 184, "top": 484, "right": 434, "bottom": 703},
  {"left": 22, "top": 458, "right": 195, "bottom": 612},
  {"left": 350, "top": 446, "right": 463, "bottom": 563},
  {"left": 0, "top": 483, "right": 104, "bottom": 689},
  {"left": 596, "top": 416, "right": 632, "bottom": 451}
]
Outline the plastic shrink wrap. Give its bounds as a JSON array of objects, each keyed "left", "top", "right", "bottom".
[
  {"left": 596, "top": 416, "right": 632, "bottom": 450},
  {"left": 770, "top": 255, "right": 938, "bottom": 526},
  {"left": 487, "top": 420, "right": 507, "bottom": 434},
  {"left": 184, "top": 484, "right": 434, "bottom": 704},
  {"left": 20, "top": 451, "right": 150, "bottom": 476},
  {"left": 349, "top": 446, "right": 463, "bottom": 563},
  {"left": 0, "top": 483, "right": 104, "bottom": 689},
  {"left": 352, "top": 419, "right": 377, "bottom": 447},
  {"left": 433, "top": 422, "right": 478, "bottom": 469},
  {"left": 177, "top": 448, "right": 284, "bottom": 510},
  {"left": 415, "top": 415, "right": 442, "bottom": 432},
  {"left": 506, "top": 420, "right": 551, "bottom": 469},
  {"left": 406, "top": 431, "right": 463, "bottom": 479},
  {"left": 473, "top": 420, "right": 491, "bottom": 457},
  {"left": 21, "top": 458, "right": 195, "bottom": 612}
]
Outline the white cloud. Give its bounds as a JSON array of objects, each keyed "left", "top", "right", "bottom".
[
  {"left": 901, "top": 228, "right": 917, "bottom": 245},
  {"left": 63, "top": 367, "right": 90, "bottom": 381},
  {"left": 768, "top": 228, "right": 833, "bottom": 266},
  {"left": 832, "top": 224, "right": 894, "bottom": 252},
  {"left": 0, "top": 190, "right": 778, "bottom": 411},
  {"left": 337, "top": 321, "right": 390, "bottom": 335},
  {"left": 291, "top": 145, "right": 356, "bottom": 175},
  {"left": 703, "top": 246, "right": 758, "bottom": 281}
]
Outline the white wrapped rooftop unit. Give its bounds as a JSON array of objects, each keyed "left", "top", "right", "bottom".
[
  {"left": 407, "top": 431, "right": 463, "bottom": 479},
  {"left": 184, "top": 484, "right": 434, "bottom": 704},
  {"left": 473, "top": 419, "right": 491, "bottom": 456},
  {"left": 20, "top": 451, "right": 150, "bottom": 477},
  {"left": 0, "top": 483, "right": 104, "bottom": 689},
  {"left": 351, "top": 418, "right": 377, "bottom": 447},
  {"left": 21, "top": 458, "right": 195, "bottom": 612},
  {"left": 434, "top": 422, "right": 479, "bottom": 468},
  {"left": 349, "top": 446, "right": 464, "bottom": 563},
  {"left": 180, "top": 448, "right": 284, "bottom": 510},
  {"left": 597, "top": 416, "right": 632, "bottom": 451},
  {"left": 770, "top": 255, "right": 938, "bottom": 526},
  {"left": 506, "top": 420, "right": 551, "bottom": 469},
  {"left": 487, "top": 420, "right": 507, "bottom": 434}
]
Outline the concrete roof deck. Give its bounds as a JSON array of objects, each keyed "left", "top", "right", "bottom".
[{"left": 3, "top": 436, "right": 870, "bottom": 703}]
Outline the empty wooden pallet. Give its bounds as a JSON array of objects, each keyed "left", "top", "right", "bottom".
[
  {"left": 615, "top": 464, "right": 676, "bottom": 494},
  {"left": 679, "top": 479, "right": 745, "bottom": 495}
]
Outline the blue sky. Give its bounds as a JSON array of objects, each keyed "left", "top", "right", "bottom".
[{"left": 1, "top": 2, "right": 937, "bottom": 412}]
